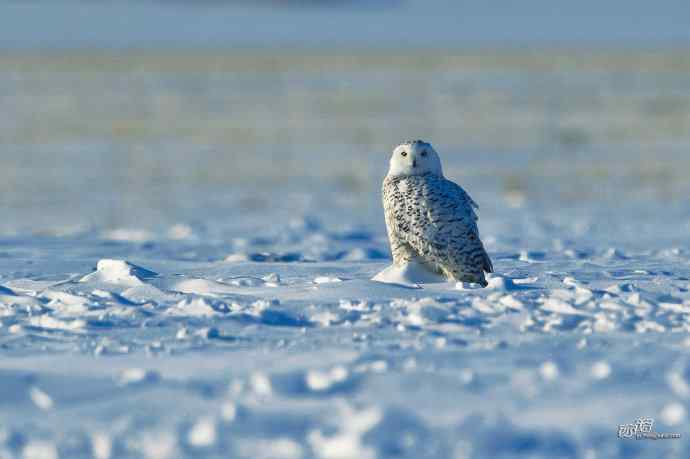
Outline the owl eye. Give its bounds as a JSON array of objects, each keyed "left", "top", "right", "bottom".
[
  {"left": 421, "top": 150, "right": 428, "bottom": 157},
  {"left": 400, "top": 151, "right": 407, "bottom": 157}
]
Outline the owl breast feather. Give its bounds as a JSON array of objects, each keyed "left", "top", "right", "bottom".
[{"left": 382, "top": 173, "right": 492, "bottom": 284}]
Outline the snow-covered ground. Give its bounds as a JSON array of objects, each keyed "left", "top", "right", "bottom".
[{"left": 1, "top": 51, "right": 690, "bottom": 458}]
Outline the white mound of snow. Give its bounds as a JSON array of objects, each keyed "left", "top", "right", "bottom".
[
  {"left": 118, "top": 368, "right": 160, "bottom": 386},
  {"left": 0, "top": 293, "right": 45, "bottom": 314},
  {"left": 591, "top": 361, "right": 611, "bottom": 380},
  {"left": 5, "top": 278, "right": 76, "bottom": 294},
  {"left": 187, "top": 417, "right": 217, "bottom": 448},
  {"left": 224, "top": 253, "right": 249, "bottom": 262},
  {"left": 306, "top": 366, "right": 349, "bottom": 391},
  {"left": 541, "top": 298, "right": 590, "bottom": 316},
  {"left": 660, "top": 402, "right": 687, "bottom": 426},
  {"left": 223, "top": 276, "right": 265, "bottom": 287},
  {"left": 499, "top": 295, "right": 524, "bottom": 309},
  {"left": 22, "top": 441, "right": 58, "bottom": 459},
  {"left": 308, "top": 403, "right": 381, "bottom": 459},
  {"left": 250, "top": 372, "right": 273, "bottom": 397},
  {"left": 485, "top": 274, "right": 520, "bottom": 291},
  {"left": 41, "top": 291, "right": 90, "bottom": 314},
  {"left": 392, "top": 297, "right": 452, "bottom": 326},
  {"left": 173, "top": 278, "right": 239, "bottom": 295},
  {"left": 102, "top": 228, "right": 154, "bottom": 243},
  {"left": 80, "top": 259, "right": 157, "bottom": 287},
  {"left": 28, "top": 315, "right": 86, "bottom": 331},
  {"left": 539, "top": 361, "right": 560, "bottom": 381},
  {"left": 167, "top": 223, "right": 194, "bottom": 240},
  {"left": 513, "top": 276, "right": 539, "bottom": 285},
  {"left": 371, "top": 262, "right": 446, "bottom": 286},
  {"left": 168, "top": 297, "right": 227, "bottom": 317},
  {"left": 29, "top": 386, "right": 54, "bottom": 411},
  {"left": 314, "top": 276, "right": 343, "bottom": 284}
]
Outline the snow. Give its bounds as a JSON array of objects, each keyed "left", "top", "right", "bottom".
[
  {"left": 2, "top": 49, "right": 690, "bottom": 459},
  {"left": 660, "top": 403, "right": 686, "bottom": 426},
  {"left": 6, "top": 221, "right": 686, "bottom": 456},
  {"left": 80, "top": 259, "right": 158, "bottom": 287},
  {"left": 372, "top": 261, "right": 446, "bottom": 286},
  {"left": 591, "top": 361, "right": 612, "bottom": 380},
  {"left": 28, "top": 387, "right": 54, "bottom": 411},
  {"left": 187, "top": 417, "right": 217, "bottom": 448}
]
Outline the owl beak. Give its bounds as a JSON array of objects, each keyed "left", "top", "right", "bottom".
[{"left": 412, "top": 159, "right": 417, "bottom": 168}]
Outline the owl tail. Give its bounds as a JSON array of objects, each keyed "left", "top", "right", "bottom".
[{"left": 483, "top": 252, "right": 494, "bottom": 274}]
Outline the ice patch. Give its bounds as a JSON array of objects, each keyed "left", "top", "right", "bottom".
[{"left": 80, "top": 259, "right": 157, "bottom": 287}]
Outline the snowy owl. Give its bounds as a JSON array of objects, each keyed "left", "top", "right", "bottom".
[{"left": 382, "top": 140, "right": 493, "bottom": 286}]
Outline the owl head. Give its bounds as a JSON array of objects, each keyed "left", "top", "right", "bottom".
[{"left": 388, "top": 140, "right": 443, "bottom": 177}]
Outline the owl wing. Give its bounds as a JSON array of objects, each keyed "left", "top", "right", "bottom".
[{"left": 385, "top": 175, "right": 493, "bottom": 283}]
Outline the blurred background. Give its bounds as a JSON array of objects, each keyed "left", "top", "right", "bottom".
[{"left": 1, "top": 0, "right": 689, "bottom": 242}]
